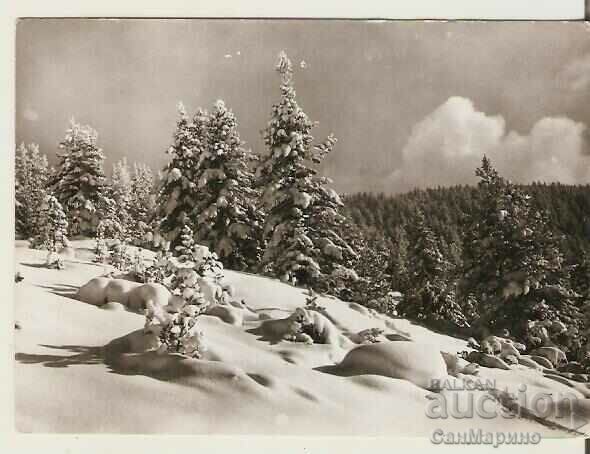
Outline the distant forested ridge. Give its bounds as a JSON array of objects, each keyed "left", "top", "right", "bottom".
[{"left": 343, "top": 183, "right": 590, "bottom": 264}]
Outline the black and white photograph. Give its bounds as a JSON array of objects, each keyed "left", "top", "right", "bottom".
[{"left": 11, "top": 17, "right": 590, "bottom": 442}]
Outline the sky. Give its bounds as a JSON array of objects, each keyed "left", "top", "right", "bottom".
[{"left": 15, "top": 19, "right": 590, "bottom": 194}]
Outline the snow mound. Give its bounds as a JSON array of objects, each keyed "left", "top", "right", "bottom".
[
  {"left": 76, "top": 276, "right": 111, "bottom": 305},
  {"left": 104, "top": 329, "right": 262, "bottom": 394},
  {"left": 204, "top": 304, "right": 245, "bottom": 326},
  {"left": 127, "top": 283, "right": 171, "bottom": 312},
  {"left": 256, "top": 307, "right": 349, "bottom": 347},
  {"left": 76, "top": 277, "right": 171, "bottom": 312},
  {"left": 337, "top": 341, "right": 449, "bottom": 389}
]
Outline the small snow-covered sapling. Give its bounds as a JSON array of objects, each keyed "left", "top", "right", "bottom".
[{"left": 304, "top": 288, "right": 325, "bottom": 313}]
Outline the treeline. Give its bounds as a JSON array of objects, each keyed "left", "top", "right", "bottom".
[
  {"left": 344, "top": 183, "right": 590, "bottom": 264},
  {"left": 15, "top": 137, "right": 156, "bottom": 243}
]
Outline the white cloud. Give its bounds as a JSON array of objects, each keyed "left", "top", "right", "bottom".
[
  {"left": 22, "top": 107, "right": 38, "bottom": 122},
  {"left": 386, "top": 96, "right": 589, "bottom": 192}
]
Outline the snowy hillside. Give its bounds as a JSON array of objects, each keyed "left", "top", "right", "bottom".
[{"left": 13, "top": 241, "right": 588, "bottom": 436}]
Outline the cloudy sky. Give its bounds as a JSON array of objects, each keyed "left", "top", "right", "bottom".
[{"left": 15, "top": 20, "right": 590, "bottom": 194}]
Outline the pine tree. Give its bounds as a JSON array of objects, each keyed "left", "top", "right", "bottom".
[
  {"left": 93, "top": 222, "right": 109, "bottom": 263},
  {"left": 32, "top": 194, "right": 69, "bottom": 268},
  {"left": 156, "top": 103, "right": 209, "bottom": 244},
  {"left": 192, "top": 100, "right": 264, "bottom": 270},
  {"left": 94, "top": 207, "right": 125, "bottom": 266},
  {"left": 445, "top": 231, "right": 464, "bottom": 280},
  {"left": 111, "top": 158, "right": 133, "bottom": 236},
  {"left": 461, "top": 156, "right": 580, "bottom": 351},
  {"left": 109, "top": 239, "right": 130, "bottom": 271},
  {"left": 175, "top": 224, "right": 196, "bottom": 262},
  {"left": 397, "top": 209, "right": 468, "bottom": 329},
  {"left": 95, "top": 184, "right": 125, "bottom": 243},
  {"left": 258, "top": 51, "right": 356, "bottom": 288},
  {"left": 51, "top": 119, "right": 111, "bottom": 236},
  {"left": 406, "top": 210, "right": 447, "bottom": 288},
  {"left": 341, "top": 222, "right": 396, "bottom": 313},
  {"left": 390, "top": 225, "right": 410, "bottom": 293},
  {"left": 15, "top": 143, "right": 50, "bottom": 238},
  {"left": 129, "top": 162, "right": 156, "bottom": 244}
]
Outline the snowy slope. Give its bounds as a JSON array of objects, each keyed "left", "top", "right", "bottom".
[{"left": 13, "top": 241, "right": 584, "bottom": 436}]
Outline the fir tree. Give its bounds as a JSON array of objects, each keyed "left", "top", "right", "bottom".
[
  {"left": 96, "top": 186, "right": 125, "bottom": 242},
  {"left": 406, "top": 210, "right": 448, "bottom": 289},
  {"left": 390, "top": 225, "right": 410, "bottom": 293},
  {"left": 397, "top": 209, "right": 468, "bottom": 329},
  {"left": 111, "top": 158, "right": 133, "bottom": 236},
  {"left": 156, "top": 103, "right": 209, "bottom": 244},
  {"left": 32, "top": 194, "right": 69, "bottom": 268},
  {"left": 15, "top": 143, "right": 50, "bottom": 238},
  {"left": 344, "top": 222, "right": 395, "bottom": 314},
  {"left": 109, "top": 239, "right": 130, "bottom": 271},
  {"left": 444, "top": 232, "right": 464, "bottom": 280},
  {"left": 258, "top": 51, "right": 356, "bottom": 288},
  {"left": 461, "top": 156, "right": 580, "bottom": 352},
  {"left": 193, "top": 100, "right": 264, "bottom": 270},
  {"left": 129, "top": 162, "right": 156, "bottom": 244},
  {"left": 51, "top": 119, "right": 111, "bottom": 236},
  {"left": 93, "top": 223, "right": 108, "bottom": 263},
  {"left": 175, "top": 224, "right": 196, "bottom": 263}
]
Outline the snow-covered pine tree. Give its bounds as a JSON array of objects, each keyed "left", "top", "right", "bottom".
[
  {"left": 192, "top": 100, "right": 264, "bottom": 270},
  {"left": 258, "top": 51, "right": 356, "bottom": 289},
  {"left": 93, "top": 189, "right": 125, "bottom": 265},
  {"left": 51, "top": 119, "right": 111, "bottom": 236},
  {"left": 390, "top": 225, "right": 410, "bottom": 294},
  {"left": 129, "top": 162, "right": 156, "bottom": 244},
  {"left": 397, "top": 209, "right": 469, "bottom": 330},
  {"left": 175, "top": 224, "right": 196, "bottom": 262},
  {"left": 93, "top": 222, "right": 109, "bottom": 264},
  {"left": 461, "top": 156, "right": 581, "bottom": 352},
  {"left": 442, "top": 231, "right": 464, "bottom": 281},
  {"left": 32, "top": 194, "right": 69, "bottom": 269},
  {"left": 338, "top": 220, "right": 395, "bottom": 313},
  {"left": 405, "top": 209, "right": 447, "bottom": 293},
  {"left": 15, "top": 143, "right": 50, "bottom": 239},
  {"left": 109, "top": 239, "right": 131, "bottom": 271},
  {"left": 96, "top": 177, "right": 126, "bottom": 243},
  {"left": 111, "top": 158, "right": 133, "bottom": 236},
  {"left": 156, "top": 103, "right": 209, "bottom": 245}
]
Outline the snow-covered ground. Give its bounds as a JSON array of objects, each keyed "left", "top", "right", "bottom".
[{"left": 13, "top": 240, "right": 588, "bottom": 436}]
